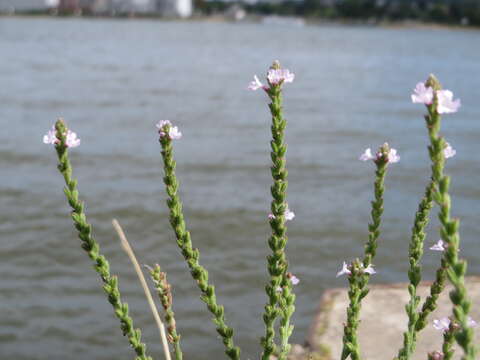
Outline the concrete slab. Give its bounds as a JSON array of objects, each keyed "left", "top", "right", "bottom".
[{"left": 306, "top": 277, "right": 480, "bottom": 360}]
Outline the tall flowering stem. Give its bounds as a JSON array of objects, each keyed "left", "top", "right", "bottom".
[
  {"left": 341, "top": 143, "right": 392, "bottom": 360},
  {"left": 256, "top": 61, "right": 296, "bottom": 360},
  {"left": 50, "top": 119, "right": 152, "bottom": 360},
  {"left": 396, "top": 180, "right": 436, "bottom": 360},
  {"left": 158, "top": 123, "right": 241, "bottom": 360},
  {"left": 423, "top": 75, "right": 475, "bottom": 359},
  {"left": 148, "top": 264, "right": 183, "bottom": 360}
]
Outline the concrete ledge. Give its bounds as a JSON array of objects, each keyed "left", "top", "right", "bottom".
[{"left": 306, "top": 276, "right": 480, "bottom": 360}]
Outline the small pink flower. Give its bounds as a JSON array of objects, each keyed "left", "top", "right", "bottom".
[
  {"left": 411, "top": 82, "right": 434, "bottom": 105},
  {"left": 363, "top": 264, "right": 376, "bottom": 275},
  {"left": 336, "top": 261, "right": 352, "bottom": 278},
  {"left": 43, "top": 127, "right": 57, "bottom": 145},
  {"left": 444, "top": 142, "right": 456, "bottom": 159},
  {"left": 437, "top": 90, "right": 461, "bottom": 114},
  {"left": 467, "top": 317, "right": 477, "bottom": 328},
  {"left": 268, "top": 213, "right": 276, "bottom": 220},
  {"left": 430, "top": 239, "right": 446, "bottom": 252},
  {"left": 387, "top": 148, "right": 400, "bottom": 163},
  {"left": 359, "top": 148, "right": 375, "bottom": 161},
  {"left": 43, "top": 126, "right": 80, "bottom": 148},
  {"left": 156, "top": 120, "right": 172, "bottom": 131},
  {"left": 267, "top": 68, "right": 295, "bottom": 85},
  {"left": 290, "top": 274, "right": 300, "bottom": 285},
  {"left": 248, "top": 75, "right": 265, "bottom": 91},
  {"left": 433, "top": 317, "right": 451, "bottom": 332},
  {"left": 429, "top": 351, "right": 444, "bottom": 360},
  {"left": 168, "top": 126, "right": 182, "bottom": 140},
  {"left": 156, "top": 120, "right": 182, "bottom": 140},
  {"left": 359, "top": 146, "right": 399, "bottom": 163},
  {"left": 65, "top": 130, "right": 81, "bottom": 148}
]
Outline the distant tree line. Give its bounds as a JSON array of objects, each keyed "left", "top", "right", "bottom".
[{"left": 197, "top": 0, "right": 480, "bottom": 26}]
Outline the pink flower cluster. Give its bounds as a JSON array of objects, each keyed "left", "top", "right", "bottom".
[
  {"left": 248, "top": 65, "right": 295, "bottom": 91},
  {"left": 156, "top": 120, "right": 182, "bottom": 140},
  {"left": 411, "top": 82, "right": 461, "bottom": 114},
  {"left": 336, "top": 261, "right": 376, "bottom": 278},
  {"left": 359, "top": 144, "right": 400, "bottom": 164},
  {"left": 43, "top": 126, "right": 81, "bottom": 148}
]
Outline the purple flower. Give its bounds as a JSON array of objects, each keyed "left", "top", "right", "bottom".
[
  {"left": 437, "top": 90, "right": 461, "bottom": 114},
  {"left": 433, "top": 317, "right": 451, "bottom": 332},
  {"left": 411, "top": 82, "right": 434, "bottom": 105},
  {"left": 267, "top": 68, "right": 295, "bottom": 85},
  {"left": 468, "top": 317, "right": 477, "bottom": 328},
  {"left": 248, "top": 75, "right": 265, "bottom": 91},
  {"left": 430, "top": 239, "right": 446, "bottom": 252},
  {"left": 43, "top": 126, "right": 80, "bottom": 148},
  {"left": 336, "top": 262, "right": 352, "bottom": 278},
  {"left": 444, "top": 142, "right": 456, "bottom": 159},
  {"left": 156, "top": 120, "right": 172, "bottom": 131}
]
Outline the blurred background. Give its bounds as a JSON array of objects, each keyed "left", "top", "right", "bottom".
[{"left": 0, "top": 3, "right": 479, "bottom": 360}]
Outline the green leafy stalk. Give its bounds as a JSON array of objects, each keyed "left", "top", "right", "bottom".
[
  {"left": 148, "top": 264, "right": 183, "bottom": 360},
  {"left": 260, "top": 61, "right": 295, "bottom": 360},
  {"left": 396, "top": 180, "right": 435, "bottom": 360},
  {"left": 442, "top": 323, "right": 457, "bottom": 360},
  {"left": 341, "top": 143, "right": 391, "bottom": 360},
  {"left": 52, "top": 119, "right": 152, "bottom": 360},
  {"left": 423, "top": 75, "right": 476, "bottom": 360},
  {"left": 158, "top": 124, "right": 240, "bottom": 360}
]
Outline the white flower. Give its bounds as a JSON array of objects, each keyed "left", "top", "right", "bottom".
[
  {"left": 248, "top": 75, "right": 265, "bottom": 91},
  {"left": 387, "top": 148, "right": 400, "bottom": 163},
  {"left": 336, "top": 261, "right": 352, "bottom": 278},
  {"left": 363, "top": 264, "right": 376, "bottom": 275},
  {"left": 168, "top": 126, "right": 182, "bottom": 140},
  {"left": 411, "top": 82, "right": 434, "bottom": 105},
  {"left": 156, "top": 120, "right": 172, "bottom": 130},
  {"left": 285, "top": 206, "right": 295, "bottom": 221},
  {"left": 430, "top": 239, "right": 446, "bottom": 252},
  {"left": 359, "top": 148, "right": 375, "bottom": 161},
  {"left": 467, "top": 317, "right": 477, "bottom": 328},
  {"left": 289, "top": 274, "right": 300, "bottom": 285},
  {"left": 65, "top": 130, "right": 80, "bottom": 148},
  {"left": 444, "top": 142, "right": 456, "bottom": 159},
  {"left": 43, "top": 127, "right": 57, "bottom": 145},
  {"left": 437, "top": 90, "right": 461, "bottom": 114},
  {"left": 433, "top": 317, "right": 451, "bottom": 332}
]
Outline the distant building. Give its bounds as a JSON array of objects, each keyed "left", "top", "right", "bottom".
[{"left": 156, "top": 0, "right": 191, "bottom": 18}]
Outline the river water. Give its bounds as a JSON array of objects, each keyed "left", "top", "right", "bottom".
[{"left": 1, "top": 17, "right": 479, "bottom": 360}]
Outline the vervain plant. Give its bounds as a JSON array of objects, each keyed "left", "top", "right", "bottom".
[{"left": 45, "top": 63, "right": 476, "bottom": 360}]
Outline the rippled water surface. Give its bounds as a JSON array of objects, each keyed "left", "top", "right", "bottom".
[{"left": 1, "top": 17, "right": 479, "bottom": 360}]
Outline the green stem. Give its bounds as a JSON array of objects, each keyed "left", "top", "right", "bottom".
[
  {"left": 158, "top": 126, "right": 240, "bottom": 360},
  {"left": 261, "top": 61, "right": 295, "bottom": 360},
  {"left": 341, "top": 144, "right": 390, "bottom": 360},
  {"left": 396, "top": 180, "right": 435, "bottom": 360},
  {"left": 149, "top": 265, "right": 183, "bottom": 360},
  {"left": 52, "top": 119, "right": 152, "bottom": 360},
  {"left": 424, "top": 75, "right": 476, "bottom": 360}
]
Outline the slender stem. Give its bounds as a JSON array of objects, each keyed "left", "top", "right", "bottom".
[
  {"left": 52, "top": 119, "right": 152, "bottom": 360},
  {"left": 396, "top": 180, "right": 435, "bottom": 360},
  {"left": 442, "top": 324, "right": 456, "bottom": 360},
  {"left": 341, "top": 144, "right": 390, "bottom": 360},
  {"left": 260, "top": 61, "right": 295, "bottom": 360},
  {"left": 113, "top": 219, "right": 172, "bottom": 360},
  {"left": 424, "top": 75, "right": 476, "bottom": 360},
  {"left": 158, "top": 125, "right": 240, "bottom": 360},
  {"left": 148, "top": 264, "right": 183, "bottom": 360}
]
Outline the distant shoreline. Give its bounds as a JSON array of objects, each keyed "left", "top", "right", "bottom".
[{"left": 1, "top": 12, "right": 479, "bottom": 31}]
